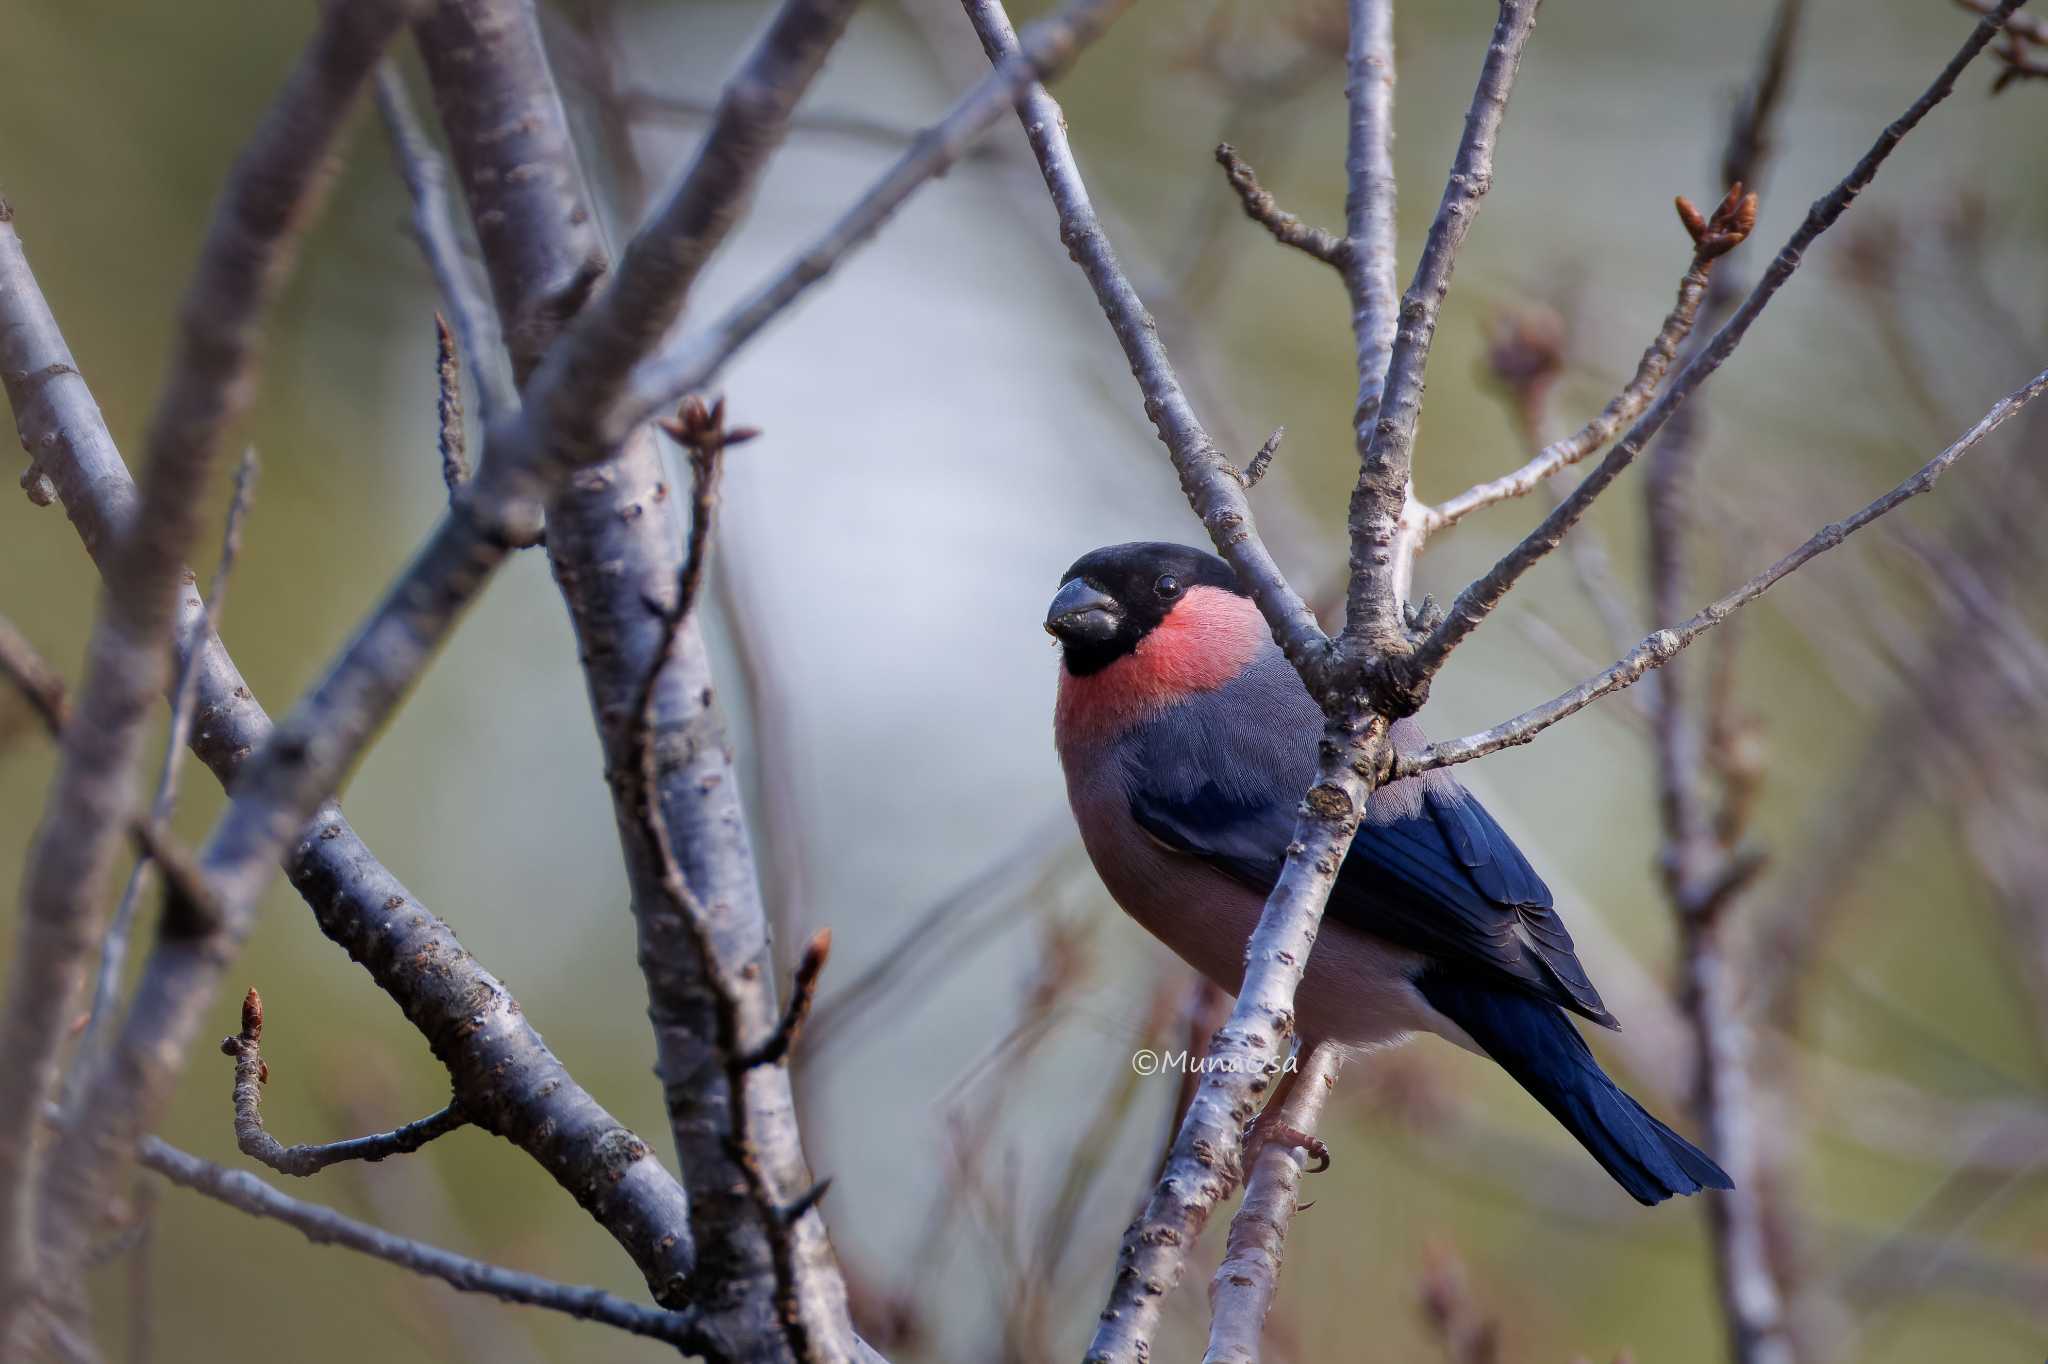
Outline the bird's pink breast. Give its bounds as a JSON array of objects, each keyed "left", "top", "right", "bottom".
[{"left": 1054, "top": 586, "right": 1267, "bottom": 748}]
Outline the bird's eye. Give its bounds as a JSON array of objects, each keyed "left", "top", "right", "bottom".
[{"left": 1154, "top": 574, "right": 1182, "bottom": 599}]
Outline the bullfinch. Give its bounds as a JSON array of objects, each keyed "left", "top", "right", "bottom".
[{"left": 1046, "top": 541, "right": 1731, "bottom": 1205}]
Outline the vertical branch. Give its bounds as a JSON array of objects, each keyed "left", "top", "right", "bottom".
[
  {"left": 1643, "top": 10, "right": 1803, "bottom": 1364},
  {"left": 1343, "top": 0, "right": 1540, "bottom": 659},
  {"left": 0, "top": 2, "right": 415, "bottom": 1343},
  {"left": 1341, "top": 0, "right": 1409, "bottom": 597},
  {"left": 412, "top": 2, "right": 860, "bottom": 1356}
]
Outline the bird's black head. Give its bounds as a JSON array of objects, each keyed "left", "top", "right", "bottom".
[{"left": 1044, "top": 541, "right": 1248, "bottom": 676}]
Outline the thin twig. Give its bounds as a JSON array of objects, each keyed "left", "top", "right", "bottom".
[
  {"left": 219, "top": 989, "right": 465, "bottom": 1178},
  {"left": 1214, "top": 144, "right": 1347, "bottom": 267},
  {"left": 1344, "top": 0, "right": 1541, "bottom": 659},
  {"left": 0, "top": 620, "right": 223, "bottom": 943},
  {"left": 738, "top": 929, "right": 833, "bottom": 1069},
  {"left": 621, "top": 0, "right": 1143, "bottom": 447},
  {"left": 1399, "top": 364, "right": 2048, "bottom": 776},
  {"left": 0, "top": 616, "right": 69, "bottom": 736},
  {"left": 135, "top": 1137, "right": 708, "bottom": 1348},
  {"left": 1424, "top": 233, "right": 1724, "bottom": 534},
  {"left": 373, "top": 62, "right": 515, "bottom": 424},
  {"left": 433, "top": 315, "right": 468, "bottom": 495},
  {"left": 1403, "top": 0, "right": 2027, "bottom": 689}
]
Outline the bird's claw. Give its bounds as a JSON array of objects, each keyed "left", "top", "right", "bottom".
[{"left": 1242, "top": 1119, "right": 1331, "bottom": 1174}]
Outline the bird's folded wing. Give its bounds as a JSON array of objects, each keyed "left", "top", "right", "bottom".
[{"left": 1128, "top": 770, "right": 1615, "bottom": 1028}]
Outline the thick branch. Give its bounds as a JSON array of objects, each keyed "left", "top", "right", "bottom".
[
  {"left": 135, "top": 1138, "right": 708, "bottom": 1349},
  {"left": 220, "top": 988, "right": 465, "bottom": 1178},
  {"left": 1403, "top": 0, "right": 2028, "bottom": 686},
  {"left": 1399, "top": 363, "right": 2048, "bottom": 776},
  {"left": 1344, "top": 0, "right": 1539, "bottom": 658},
  {"left": 0, "top": 5, "right": 415, "bottom": 1337}
]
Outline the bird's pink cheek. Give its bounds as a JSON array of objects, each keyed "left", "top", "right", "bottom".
[{"left": 1054, "top": 588, "right": 1265, "bottom": 747}]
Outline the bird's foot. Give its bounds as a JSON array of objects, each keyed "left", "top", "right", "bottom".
[{"left": 1241, "top": 1117, "right": 1330, "bottom": 1174}]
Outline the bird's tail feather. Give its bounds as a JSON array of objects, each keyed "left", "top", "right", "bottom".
[{"left": 1416, "top": 971, "right": 1733, "bottom": 1206}]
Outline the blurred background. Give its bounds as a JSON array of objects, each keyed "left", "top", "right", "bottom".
[{"left": 4, "top": 0, "right": 2047, "bottom": 1359}]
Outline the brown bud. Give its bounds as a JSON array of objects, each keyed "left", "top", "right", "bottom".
[{"left": 240, "top": 986, "right": 263, "bottom": 1041}]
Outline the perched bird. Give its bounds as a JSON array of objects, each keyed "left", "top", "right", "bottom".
[{"left": 1045, "top": 541, "right": 1731, "bottom": 1205}]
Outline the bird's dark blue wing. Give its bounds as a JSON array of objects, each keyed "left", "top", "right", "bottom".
[
  {"left": 1341, "top": 783, "right": 1613, "bottom": 1026},
  {"left": 1123, "top": 711, "right": 1613, "bottom": 1027}
]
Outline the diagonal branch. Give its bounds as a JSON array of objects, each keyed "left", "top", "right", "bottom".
[
  {"left": 621, "top": 0, "right": 1143, "bottom": 445},
  {"left": 220, "top": 988, "right": 465, "bottom": 1178},
  {"left": 954, "top": 0, "right": 1331, "bottom": 688},
  {"left": 1202, "top": 1045, "right": 1344, "bottom": 1364},
  {"left": 1214, "top": 143, "right": 1348, "bottom": 268},
  {"left": 1401, "top": 0, "right": 2029, "bottom": 690},
  {"left": 135, "top": 1138, "right": 709, "bottom": 1350},
  {"left": 0, "top": 5, "right": 417, "bottom": 1339},
  {"left": 72, "top": 448, "right": 258, "bottom": 1105},
  {"left": 1423, "top": 227, "right": 1721, "bottom": 534},
  {"left": 1397, "top": 363, "right": 2048, "bottom": 777},
  {"left": 372, "top": 61, "right": 516, "bottom": 425},
  {"left": 1344, "top": 0, "right": 1540, "bottom": 659},
  {"left": 2, "top": 221, "right": 697, "bottom": 1324}
]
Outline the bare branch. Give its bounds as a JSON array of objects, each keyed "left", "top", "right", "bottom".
[
  {"left": 432, "top": 315, "right": 469, "bottom": 495},
  {"left": 0, "top": 6, "right": 414, "bottom": 1331},
  {"left": 1214, "top": 144, "right": 1348, "bottom": 268},
  {"left": 135, "top": 1138, "right": 708, "bottom": 1349},
  {"left": 739, "top": 929, "right": 833, "bottom": 1070},
  {"left": 1399, "top": 363, "right": 2048, "bottom": 776},
  {"left": 73, "top": 448, "right": 258, "bottom": 1103},
  {"left": 4, "top": 232, "right": 697, "bottom": 1324},
  {"left": 954, "top": 0, "right": 1330, "bottom": 688},
  {"left": 623, "top": 0, "right": 1144, "bottom": 447},
  {"left": 0, "top": 615, "right": 69, "bottom": 737},
  {"left": 1241, "top": 427, "right": 1286, "bottom": 490},
  {"left": 1403, "top": 0, "right": 2028, "bottom": 687},
  {"left": 0, "top": 617, "right": 224, "bottom": 943},
  {"left": 373, "top": 61, "right": 515, "bottom": 424},
  {"left": 1342, "top": 0, "right": 1398, "bottom": 431},
  {"left": 1425, "top": 239, "right": 1720, "bottom": 534},
  {"left": 1203, "top": 1045, "right": 1343, "bottom": 1364},
  {"left": 219, "top": 988, "right": 465, "bottom": 1178},
  {"left": 1344, "top": 0, "right": 1540, "bottom": 658}
]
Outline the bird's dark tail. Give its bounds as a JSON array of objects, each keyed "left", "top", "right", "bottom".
[{"left": 1416, "top": 971, "right": 1733, "bottom": 1206}]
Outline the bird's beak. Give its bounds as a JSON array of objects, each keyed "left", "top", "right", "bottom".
[{"left": 1044, "top": 579, "right": 1121, "bottom": 643}]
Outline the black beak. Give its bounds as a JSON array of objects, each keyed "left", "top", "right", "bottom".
[{"left": 1044, "top": 579, "right": 1121, "bottom": 643}]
